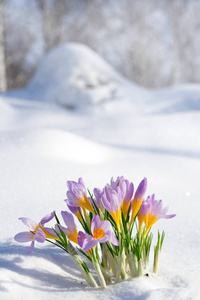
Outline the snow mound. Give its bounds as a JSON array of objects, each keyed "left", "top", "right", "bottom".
[
  {"left": 20, "top": 43, "right": 143, "bottom": 108},
  {"left": 21, "top": 128, "right": 111, "bottom": 164},
  {"left": 153, "top": 84, "right": 200, "bottom": 113},
  {"left": 0, "top": 96, "right": 13, "bottom": 113}
]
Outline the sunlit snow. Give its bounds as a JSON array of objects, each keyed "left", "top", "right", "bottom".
[{"left": 0, "top": 44, "right": 200, "bottom": 300}]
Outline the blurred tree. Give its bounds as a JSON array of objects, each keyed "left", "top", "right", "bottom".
[
  {"left": 0, "top": 0, "right": 7, "bottom": 92},
  {"left": 3, "top": 0, "right": 200, "bottom": 90}
]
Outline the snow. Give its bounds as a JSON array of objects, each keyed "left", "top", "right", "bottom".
[
  {"left": 1, "top": 43, "right": 200, "bottom": 300},
  {"left": 5, "top": 43, "right": 146, "bottom": 109}
]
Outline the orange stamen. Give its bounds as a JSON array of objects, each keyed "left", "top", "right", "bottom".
[{"left": 93, "top": 228, "right": 104, "bottom": 239}]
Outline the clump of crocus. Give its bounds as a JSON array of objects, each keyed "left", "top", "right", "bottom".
[{"left": 14, "top": 176, "right": 176, "bottom": 288}]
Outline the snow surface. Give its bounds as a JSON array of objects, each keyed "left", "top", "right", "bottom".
[{"left": 1, "top": 44, "right": 200, "bottom": 300}]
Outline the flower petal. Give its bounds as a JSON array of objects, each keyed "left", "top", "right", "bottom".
[
  {"left": 61, "top": 211, "right": 76, "bottom": 231},
  {"left": 78, "top": 231, "right": 97, "bottom": 251},
  {"left": 162, "top": 213, "right": 176, "bottom": 219},
  {"left": 106, "top": 230, "right": 119, "bottom": 246},
  {"left": 19, "top": 218, "right": 37, "bottom": 231},
  {"left": 14, "top": 231, "right": 33, "bottom": 243},
  {"left": 34, "top": 227, "right": 46, "bottom": 243},
  {"left": 91, "top": 215, "right": 101, "bottom": 233},
  {"left": 97, "top": 219, "right": 112, "bottom": 233},
  {"left": 55, "top": 224, "right": 69, "bottom": 236},
  {"left": 27, "top": 241, "right": 35, "bottom": 254},
  {"left": 134, "top": 178, "right": 147, "bottom": 200},
  {"left": 40, "top": 212, "right": 55, "bottom": 226}
]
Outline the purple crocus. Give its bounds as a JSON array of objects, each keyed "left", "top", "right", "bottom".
[
  {"left": 138, "top": 194, "right": 176, "bottom": 232},
  {"left": 101, "top": 184, "right": 123, "bottom": 229},
  {"left": 14, "top": 212, "right": 56, "bottom": 254},
  {"left": 93, "top": 188, "right": 103, "bottom": 209},
  {"left": 67, "top": 204, "right": 82, "bottom": 221},
  {"left": 109, "top": 176, "right": 134, "bottom": 218},
  {"left": 55, "top": 211, "right": 78, "bottom": 244},
  {"left": 119, "top": 178, "right": 134, "bottom": 218},
  {"left": 78, "top": 215, "right": 119, "bottom": 252},
  {"left": 65, "top": 178, "right": 95, "bottom": 214},
  {"left": 130, "top": 177, "right": 147, "bottom": 225}
]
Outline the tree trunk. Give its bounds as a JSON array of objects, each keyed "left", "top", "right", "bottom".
[{"left": 0, "top": 0, "right": 7, "bottom": 92}]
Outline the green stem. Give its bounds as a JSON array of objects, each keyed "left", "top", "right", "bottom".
[
  {"left": 107, "top": 250, "right": 117, "bottom": 274},
  {"left": 100, "top": 265, "right": 113, "bottom": 283},
  {"left": 138, "top": 258, "right": 143, "bottom": 276},
  {"left": 67, "top": 241, "right": 98, "bottom": 288},
  {"left": 115, "top": 252, "right": 122, "bottom": 283},
  {"left": 127, "top": 251, "right": 137, "bottom": 277},
  {"left": 153, "top": 249, "right": 160, "bottom": 275},
  {"left": 92, "top": 256, "right": 107, "bottom": 288},
  {"left": 121, "top": 248, "right": 127, "bottom": 280}
]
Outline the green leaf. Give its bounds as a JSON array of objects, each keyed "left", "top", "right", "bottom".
[
  {"left": 54, "top": 211, "right": 60, "bottom": 224},
  {"left": 79, "top": 209, "right": 91, "bottom": 234}
]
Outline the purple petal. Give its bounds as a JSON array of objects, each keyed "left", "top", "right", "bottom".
[
  {"left": 118, "top": 178, "right": 126, "bottom": 196},
  {"left": 124, "top": 181, "right": 134, "bottom": 203},
  {"left": 154, "top": 200, "right": 163, "bottom": 216},
  {"left": 98, "top": 219, "right": 112, "bottom": 233},
  {"left": 78, "top": 177, "right": 86, "bottom": 189},
  {"left": 34, "top": 227, "right": 46, "bottom": 243},
  {"left": 106, "top": 230, "right": 119, "bottom": 246},
  {"left": 102, "top": 186, "right": 122, "bottom": 212},
  {"left": 43, "top": 227, "right": 58, "bottom": 237},
  {"left": 78, "top": 231, "right": 97, "bottom": 251},
  {"left": 134, "top": 178, "right": 147, "bottom": 200},
  {"left": 162, "top": 213, "right": 176, "bottom": 219},
  {"left": 161, "top": 206, "right": 169, "bottom": 216},
  {"left": 98, "top": 235, "right": 109, "bottom": 243},
  {"left": 91, "top": 215, "right": 101, "bottom": 233},
  {"left": 27, "top": 241, "right": 35, "bottom": 254},
  {"left": 40, "top": 212, "right": 55, "bottom": 226},
  {"left": 67, "top": 191, "right": 78, "bottom": 204},
  {"left": 14, "top": 231, "right": 33, "bottom": 243},
  {"left": 55, "top": 224, "right": 69, "bottom": 235},
  {"left": 101, "top": 192, "right": 112, "bottom": 211},
  {"left": 19, "top": 218, "right": 37, "bottom": 231},
  {"left": 61, "top": 211, "right": 76, "bottom": 231},
  {"left": 67, "top": 204, "right": 80, "bottom": 215},
  {"left": 68, "top": 180, "right": 86, "bottom": 198},
  {"left": 78, "top": 231, "right": 87, "bottom": 248},
  {"left": 93, "top": 188, "right": 103, "bottom": 208},
  {"left": 81, "top": 236, "right": 98, "bottom": 252}
]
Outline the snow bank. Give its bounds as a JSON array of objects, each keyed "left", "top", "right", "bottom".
[
  {"left": 152, "top": 84, "right": 200, "bottom": 113},
  {"left": 6, "top": 43, "right": 145, "bottom": 109}
]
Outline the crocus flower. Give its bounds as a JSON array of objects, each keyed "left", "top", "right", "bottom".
[
  {"left": 78, "top": 215, "right": 119, "bottom": 251},
  {"left": 138, "top": 194, "right": 176, "bottom": 232},
  {"left": 137, "top": 196, "right": 151, "bottom": 234},
  {"left": 14, "top": 212, "right": 56, "bottom": 253},
  {"left": 67, "top": 204, "right": 82, "bottom": 221},
  {"left": 120, "top": 179, "right": 134, "bottom": 218},
  {"left": 55, "top": 211, "right": 78, "bottom": 244},
  {"left": 65, "top": 178, "right": 95, "bottom": 214},
  {"left": 101, "top": 185, "right": 123, "bottom": 229},
  {"left": 108, "top": 176, "right": 134, "bottom": 218},
  {"left": 93, "top": 188, "right": 103, "bottom": 209},
  {"left": 130, "top": 177, "right": 147, "bottom": 225}
]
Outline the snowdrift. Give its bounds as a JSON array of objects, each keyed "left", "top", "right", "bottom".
[{"left": 7, "top": 43, "right": 145, "bottom": 109}]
